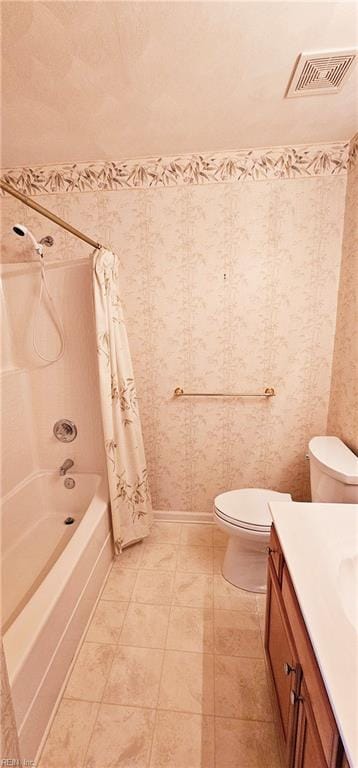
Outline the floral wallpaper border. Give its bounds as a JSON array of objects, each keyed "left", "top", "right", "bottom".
[
  {"left": 348, "top": 132, "right": 358, "bottom": 168},
  {"left": 1, "top": 138, "right": 357, "bottom": 196}
]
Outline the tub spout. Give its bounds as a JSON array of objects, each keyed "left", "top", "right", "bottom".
[{"left": 59, "top": 459, "right": 74, "bottom": 476}]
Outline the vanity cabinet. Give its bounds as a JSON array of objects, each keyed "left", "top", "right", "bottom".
[
  {"left": 265, "top": 559, "right": 299, "bottom": 757},
  {"left": 265, "top": 526, "right": 348, "bottom": 768}
]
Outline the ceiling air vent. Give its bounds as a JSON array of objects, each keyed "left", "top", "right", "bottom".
[{"left": 286, "top": 50, "right": 357, "bottom": 97}]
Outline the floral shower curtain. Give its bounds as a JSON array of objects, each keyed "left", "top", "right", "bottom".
[{"left": 93, "top": 248, "right": 153, "bottom": 552}]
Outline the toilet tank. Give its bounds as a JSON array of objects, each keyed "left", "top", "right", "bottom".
[{"left": 308, "top": 436, "right": 358, "bottom": 503}]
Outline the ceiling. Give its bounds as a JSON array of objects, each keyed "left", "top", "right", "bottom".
[{"left": 1, "top": 1, "right": 358, "bottom": 167}]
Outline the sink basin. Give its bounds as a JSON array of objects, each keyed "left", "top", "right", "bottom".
[{"left": 338, "top": 554, "right": 358, "bottom": 628}]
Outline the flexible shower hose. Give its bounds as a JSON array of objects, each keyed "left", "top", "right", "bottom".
[{"left": 32, "top": 260, "right": 65, "bottom": 363}]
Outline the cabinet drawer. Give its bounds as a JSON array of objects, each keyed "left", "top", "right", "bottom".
[
  {"left": 268, "top": 525, "right": 283, "bottom": 583},
  {"left": 281, "top": 565, "right": 340, "bottom": 767}
]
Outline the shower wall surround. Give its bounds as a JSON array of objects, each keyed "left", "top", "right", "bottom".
[
  {"left": 1, "top": 139, "right": 353, "bottom": 510},
  {"left": 1, "top": 261, "right": 105, "bottom": 497},
  {"left": 328, "top": 136, "right": 358, "bottom": 452}
]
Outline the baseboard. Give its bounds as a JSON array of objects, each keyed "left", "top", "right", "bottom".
[{"left": 153, "top": 509, "right": 213, "bottom": 524}]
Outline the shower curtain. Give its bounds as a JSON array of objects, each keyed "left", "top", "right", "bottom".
[{"left": 93, "top": 248, "right": 152, "bottom": 552}]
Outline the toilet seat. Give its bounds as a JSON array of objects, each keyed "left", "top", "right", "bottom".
[
  {"left": 214, "top": 508, "right": 270, "bottom": 533},
  {"left": 214, "top": 488, "right": 291, "bottom": 533}
]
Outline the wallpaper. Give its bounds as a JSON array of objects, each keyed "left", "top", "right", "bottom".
[
  {"left": 1, "top": 141, "right": 349, "bottom": 510},
  {"left": 328, "top": 136, "right": 358, "bottom": 452}
]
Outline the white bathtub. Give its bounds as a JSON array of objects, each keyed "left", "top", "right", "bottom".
[{"left": 1, "top": 469, "right": 112, "bottom": 762}]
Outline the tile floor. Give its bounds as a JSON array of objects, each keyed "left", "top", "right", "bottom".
[{"left": 39, "top": 522, "right": 283, "bottom": 768}]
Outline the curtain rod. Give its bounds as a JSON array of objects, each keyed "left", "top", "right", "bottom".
[{"left": 0, "top": 180, "right": 102, "bottom": 250}]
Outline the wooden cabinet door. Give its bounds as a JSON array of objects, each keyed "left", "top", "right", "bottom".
[
  {"left": 265, "top": 559, "right": 300, "bottom": 761},
  {"left": 281, "top": 566, "right": 341, "bottom": 767},
  {"left": 292, "top": 680, "right": 328, "bottom": 768}
]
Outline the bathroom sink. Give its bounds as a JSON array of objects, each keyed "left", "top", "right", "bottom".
[{"left": 337, "top": 554, "right": 358, "bottom": 629}]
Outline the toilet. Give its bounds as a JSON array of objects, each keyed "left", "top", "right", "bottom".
[
  {"left": 214, "top": 436, "right": 358, "bottom": 593},
  {"left": 214, "top": 488, "right": 291, "bottom": 592}
]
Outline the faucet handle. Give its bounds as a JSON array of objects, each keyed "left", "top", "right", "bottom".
[{"left": 53, "top": 419, "right": 77, "bottom": 443}]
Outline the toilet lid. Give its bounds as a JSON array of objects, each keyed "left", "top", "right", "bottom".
[{"left": 214, "top": 488, "right": 292, "bottom": 530}]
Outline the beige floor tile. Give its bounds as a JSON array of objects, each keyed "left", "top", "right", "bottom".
[
  {"left": 166, "top": 606, "right": 214, "bottom": 653},
  {"left": 120, "top": 603, "right": 170, "bottom": 648},
  {"left": 132, "top": 570, "right": 174, "bottom": 605},
  {"left": 150, "top": 711, "right": 215, "bottom": 768},
  {"left": 140, "top": 541, "right": 178, "bottom": 571},
  {"left": 214, "top": 609, "right": 263, "bottom": 658},
  {"left": 177, "top": 545, "right": 213, "bottom": 574},
  {"left": 215, "top": 717, "right": 282, "bottom": 768},
  {"left": 39, "top": 523, "right": 282, "bottom": 767},
  {"left": 213, "top": 548, "right": 225, "bottom": 574},
  {"left": 84, "top": 704, "right": 155, "bottom": 768},
  {"left": 172, "top": 572, "right": 213, "bottom": 608},
  {"left": 38, "top": 699, "right": 99, "bottom": 768},
  {"left": 158, "top": 650, "right": 214, "bottom": 714},
  {"left": 180, "top": 523, "right": 213, "bottom": 547},
  {"left": 149, "top": 521, "right": 182, "bottom": 543},
  {"left": 113, "top": 541, "right": 145, "bottom": 569},
  {"left": 213, "top": 528, "right": 228, "bottom": 547},
  {"left": 86, "top": 601, "right": 128, "bottom": 644},
  {"left": 214, "top": 655, "right": 273, "bottom": 720},
  {"left": 103, "top": 646, "right": 163, "bottom": 708},
  {"left": 214, "top": 575, "right": 257, "bottom": 612},
  {"left": 101, "top": 568, "right": 137, "bottom": 601},
  {"left": 64, "top": 642, "right": 115, "bottom": 702}
]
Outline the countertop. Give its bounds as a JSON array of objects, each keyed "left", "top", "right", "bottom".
[{"left": 269, "top": 502, "right": 358, "bottom": 768}]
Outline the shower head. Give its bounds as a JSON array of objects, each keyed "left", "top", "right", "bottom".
[
  {"left": 13, "top": 224, "right": 27, "bottom": 237},
  {"left": 13, "top": 224, "right": 44, "bottom": 257}
]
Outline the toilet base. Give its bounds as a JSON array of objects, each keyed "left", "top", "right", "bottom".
[{"left": 221, "top": 534, "right": 268, "bottom": 593}]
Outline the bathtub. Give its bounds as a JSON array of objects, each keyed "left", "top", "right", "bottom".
[{"left": 1, "top": 469, "right": 112, "bottom": 762}]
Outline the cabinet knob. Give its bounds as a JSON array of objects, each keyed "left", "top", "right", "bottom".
[
  {"left": 265, "top": 547, "right": 276, "bottom": 555},
  {"left": 290, "top": 690, "right": 303, "bottom": 705},
  {"left": 283, "top": 662, "right": 296, "bottom": 676}
]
